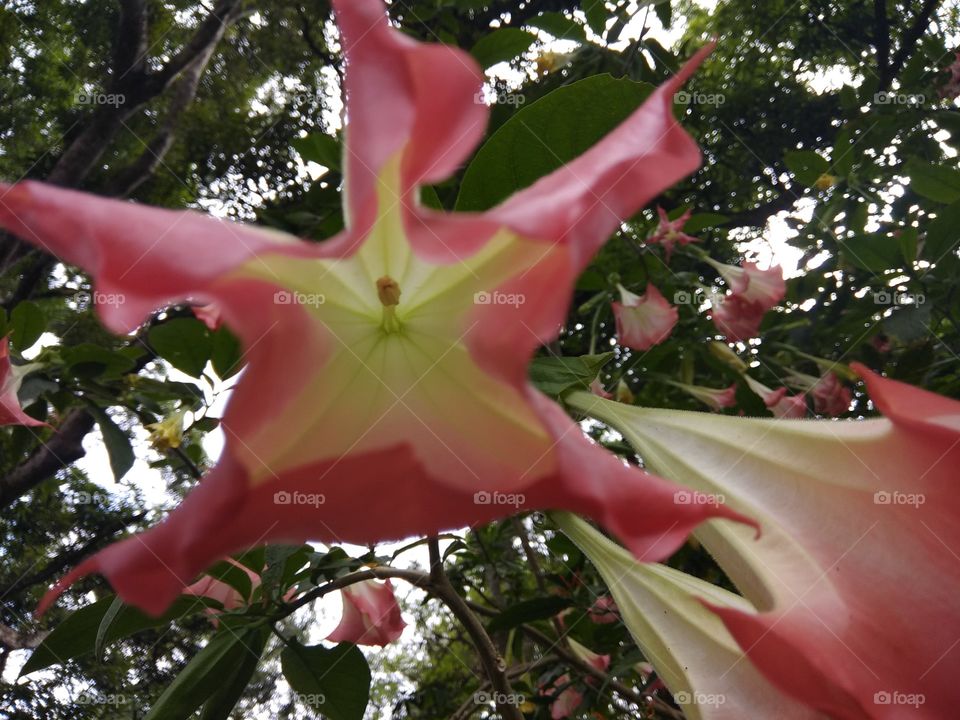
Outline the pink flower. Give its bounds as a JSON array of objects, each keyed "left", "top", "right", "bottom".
[
  {"left": 192, "top": 303, "right": 222, "bottom": 331},
  {"left": 327, "top": 579, "right": 406, "bottom": 647},
  {"left": 811, "top": 372, "right": 852, "bottom": 417},
  {"left": 708, "top": 260, "right": 785, "bottom": 341},
  {"left": 669, "top": 381, "right": 738, "bottom": 412},
  {"left": 612, "top": 284, "right": 679, "bottom": 351},
  {"left": 577, "top": 367, "right": 960, "bottom": 719},
  {"left": 940, "top": 51, "right": 960, "bottom": 100},
  {"left": 710, "top": 293, "right": 767, "bottom": 342},
  {"left": 589, "top": 378, "right": 613, "bottom": 400},
  {"left": 8, "top": 1, "right": 746, "bottom": 619},
  {"left": 647, "top": 206, "right": 699, "bottom": 261},
  {"left": 183, "top": 557, "right": 262, "bottom": 626},
  {"left": 587, "top": 595, "right": 619, "bottom": 624},
  {"left": 745, "top": 376, "right": 807, "bottom": 419},
  {"left": 709, "top": 260, "right": 786, "bottom": 308},
  {"left": 0, "top": 337, "right": 46, "bottom": 428},
  {"left": 547, "top": 674, "right": 582, "bottom": 719}
]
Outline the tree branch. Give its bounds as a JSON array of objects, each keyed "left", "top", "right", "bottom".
[
  {"left": 0, "top": 409, "right": 95, "bottom": 510},
  {"left": 881, "top": 0, "right": 940, "bottom": 90}
]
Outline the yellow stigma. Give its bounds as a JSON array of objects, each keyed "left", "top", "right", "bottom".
[
  {"left": 814, "top": 173, "right": 837, "bottom": 190},
  {"left": 377, "top": 276, "right": 402, "bottom": 333}
]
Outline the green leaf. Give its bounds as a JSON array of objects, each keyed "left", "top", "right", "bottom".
[
  {"left": 528, "top": 12, "right": 587, "bottom": 42},
  {"left": 470, "top": 28, "right": 537, "bottom": 69},
  {"left": 783, "top": 150, "right": 829, "bottom": 187},
  {"left": 85, "top": 405, "right": 135, "bottom": 481},
  {"left": 582, "top": 0, "right": 607, "bottom": 35},
  {"left": 925, "top": 200, "right": 960, "bottom": 261},
  {"left": 21, "top": 596, "right": 209, "bottom": 676},
  {"left": 654, "top": 0, "right": 672, "bottom": 27},
  {"left": 486, "top": 597, "right": 572, "bottom": 633},
  {"left": 293, "top": 133, "right": 341, "bottom": 171},
  {"left": 10, "top": 301, "right": 45, "bottom": 351},
  {"left": 62, "top": 344, "right": 136, "bottom": 379},
  {"left": 144, "top": 627, "right": 267, "bottom": 720},
  {"left": 211, "top": 326, "right": 244, "bottom": 379},
  {"left": 838, "top": 234, "right": 904, "bottom": 273},
  {"left": 94, "top": 596, "right": 126, "bottom": 659},
  {"left": 198, "top": 626, "right": 271, "bottom": 720},
  {"left": 529, "top": 353, "right": 614, "bottom": 397},
  {"left": 281, "top": 641, "right": 371, "bottom": 720},
  {"left": 884, "top": 302, "right": 933, "bottom": 344},
  {"left": 682, "top": 212, "right": 729, "bottom": 234},
  {"left": 149, "top": 318, "right": 212, "bottom": 378},
  {"left": 457, "top": 75, "right": 654, "bottom": 211},
  {"left": 905, "top": 158, "right": 960, "bottom": 203}
]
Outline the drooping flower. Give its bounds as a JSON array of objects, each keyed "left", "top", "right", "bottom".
[
  {"left": 545, "top": 674, "right": 582, "bottom": 719},
  {"left": 587, "top": 595, "right": 619, "bottom": 624},
  {"left": 707, "top": 260, "right": 785, "bottom": 308},
  {"left": 707, "top": 340, "right": 748, "bottom": 372},
  {"left": 327, "top": 578, "right": 406, "bottom": 647},
  {"left": 666, "top": 380, "right": 737, "bottom": 412},
  {"left": 192, "top": 303, "right": 222, "bottom": 331},
  {"left": 744, "top": 376, "right": 807, "bottom": 419},
  {"left": 646, "top": 206, "right": 699, "bottom": 261},
  {"left": 939, "top": 51, "right": 960, "bottom": 100},
  {"left": 589, "top": 378, "right": 612, "bottom": 400},
  {"left": 554, "top": 513, "right": 822, "bottom": 719},
  {"left": 611, "top": 284, "right": 679, "bottom": 351},
  {"left": 707, "top": 260, "right": 785, "bottom": 342},
  {"left": 183, "top": 557, "right": 262, "bottom": 626},
  {"left": 710, "top": 293, "right": 767, "bottom": 342},
  {"left": 568, "top": 637, "right": 610, "bottom": 672},
  {"left": 2, "top": 1, "right": 742, "bottom": 617},
  {"left": 564, "top": 367, "right": 960, "bottom": 719},
  {"left": 0, "top": 337, "right": 46, "bottom": 428},
  {"left": 811, "top": 372, "right": 852, "bottom": 417},
  {"left": 786, "top": 370, "right": 852, "bottom": 417}
]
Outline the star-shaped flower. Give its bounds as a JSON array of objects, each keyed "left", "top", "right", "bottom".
[{"left": 0, "top": 0, "right": 746, "bottom": 616}]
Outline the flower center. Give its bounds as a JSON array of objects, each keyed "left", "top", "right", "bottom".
[{"left": 377, "top": 275, "right": 402, "bottom": 334}]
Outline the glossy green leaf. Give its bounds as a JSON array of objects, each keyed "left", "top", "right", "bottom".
[
  {"left": 10, "top": 301, "right": 45, "bottom": 351},
  {"left": 783, "top": 150, "right": 829, "bottom": 187},
  {"left": 148, "top": 318, "right": 212, "bottom": 378},
  {"left": 21, "top": 596, "right": 209, "bottom": 676},
  {"left": 470, "top": 28, "right": 537, "bottom": 69},
  {"left": 281, "top": 641, "right": 371, "bottom": 720},
  {"left": 529, "top": 353, "right": 614, "bottom": 397},
  {"left": 85, "top": 405, "right": 135, "bottom": 481},
  {"left": 458, "top": 75, "right": 654, "bottom": 211},
  {"left": 905, "top": 158, "right": 960, "bottom": 203}
]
